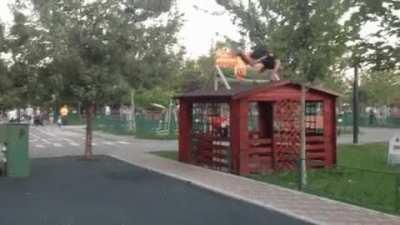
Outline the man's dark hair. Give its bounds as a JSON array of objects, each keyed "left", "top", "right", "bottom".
[
  {"left": 250, "top": 46, "right": 269, "bottom": 59},
  {"left": 250, "top": 45, "right": 276, "bottom": 70}
]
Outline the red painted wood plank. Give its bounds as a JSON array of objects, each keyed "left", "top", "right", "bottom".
[
  {"left": 238, "top": 100, "right": 250, "bottom": 175},
  {"left": 324, "top": 98, "right": 334, "bottom": 167},
  {"left": 248, "top": 138, "right": 272, "bottom": 146},
  {"left": 178, "top": 100, "right": 192, "bottom": 163},
  {"left": 249, "top": 156, "right": 273, "bottom": 164},
  {"left": 248, "top": 147, "right": 273, "bottom": 155},
  {"left": 307, "top": 152, "right": 326, "bottom": 159},
  {"left": 306, "top": 144, "right": 325, "bottom": 151},
  {"left": 230, "top": 100, "right": 240, "bottom": 173},
  {"left": 331, "top": 98, "right": 338, "bottom": 166},
  {"left": 306, "top": 136, "right": 325, "bottom": 143}
]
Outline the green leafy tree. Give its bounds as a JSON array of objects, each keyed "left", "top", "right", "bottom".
[
  {"left": 5, "top": 10, "right": 48, "bottom": 111},
  {"left": 0, "top": 23, "right": 12, "bottom": 110},
  {"left": 175, "top": 60, "right": 201, "bottom": 92},
  {"left": 347, "top": 0, "right": 400, "bottom": 71},
  {"left": 216, "top": 0, "right": 349, "bottom": 82},
  {"left": 135, "top": 87, "right": 175, "bottom": 108},
  {"left": 12, "top": 0, "right": 181, "bottom": 158},
  {"left": 360, "top": 71, "right": 400, "bottom": 106}
]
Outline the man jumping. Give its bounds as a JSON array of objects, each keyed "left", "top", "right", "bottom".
[{"left": 236, "top": 46, "right": 281, "bottom": 81}]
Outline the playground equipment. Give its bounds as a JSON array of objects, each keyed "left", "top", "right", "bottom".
[
  {"left": 176, "top": 81, "right": 338, "bottom": 175},
  {"left": 155, "top": 100, "right": 178, "bottom": 135},
  {"left": 215, "top": 48, "right": 247, "bottom": 80},
  {"left": 0, "top": 123, "right": 30, "bottom": 177},
  {"left": 214, "top": 48, "right": 271, "bottom": 91},
  {"left": 214, "top": 48, "right": 247, "bottom": 91},
  {"left": 139, "top": 101, "right": 177, "bottom": 136}
]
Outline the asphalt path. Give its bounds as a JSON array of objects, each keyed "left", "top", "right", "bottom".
[
  {"left": 29, "top": 125, "right": 177, "bottom": 158},
  {"left": 0, "top": 156, "right": 312, "bottom": 225}
]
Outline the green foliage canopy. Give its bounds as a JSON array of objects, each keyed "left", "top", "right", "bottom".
[
  {"left": 10, "top": 0, "right": 182, "bottom": 107},
  {"left": 216, "top": 0, "right": 349, "bottom": 82}
]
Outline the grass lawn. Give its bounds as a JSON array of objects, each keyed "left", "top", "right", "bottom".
[
  {"left": 338, "top": 142, "right": 400, "bottom": 172},
  {"left": 151, "top": 143, "right": 400, "bottom": 172},
  {"left": 152, "top": 143, "right": 400, "bottom": 214},
  {"left": 252, "top": 143, "right": 400, "bottom": 214}
]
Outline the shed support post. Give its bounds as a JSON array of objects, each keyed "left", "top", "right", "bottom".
[
  {"left": 178, "top": 100, "right": 192, "bottom": 162},
  {"left": 231, "top": 100, "right": 249, "bottom": 175},
  {"left": 332, "top": 98, "right": 338, "bottom": 165},
  {"left": 216, "top": 66, "right": 231, "bottom": 90},
  {"left": 324, "top": 98, "right": 335, "bottom": 167}
]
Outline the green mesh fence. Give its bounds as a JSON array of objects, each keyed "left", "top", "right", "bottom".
[
  {"left": 135, "top": 116, "right": 178, "bottom": 139},
  {"left": 92, "top": 115, "right": 177, "bottom": 139},
  {"left": 93, "top": 116, "right": 134, "bottom": 135},
  {"left": 340, "top": 112, "right": 400, "bottom": 128},
  {"left": 63, "top": 114, "right": 85, "bottom": 125}
]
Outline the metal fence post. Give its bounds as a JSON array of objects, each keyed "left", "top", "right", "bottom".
[{"left": 396, "top": 174, "right": 400, "bottom": 213}]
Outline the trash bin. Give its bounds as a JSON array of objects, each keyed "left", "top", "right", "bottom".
[{"left": 0, "top": 123, "right": 30, "bottom": 178}]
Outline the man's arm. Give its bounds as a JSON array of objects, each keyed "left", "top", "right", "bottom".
[{"left": 236, "top": 52, "right": 256, "bottom": 66}]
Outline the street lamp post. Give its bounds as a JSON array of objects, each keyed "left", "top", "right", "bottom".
[{"left": 353, "top": 65, "right": 359, "bottom": 144}]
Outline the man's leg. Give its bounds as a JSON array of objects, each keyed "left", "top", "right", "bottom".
[
  {"left": 271, "top": 59, "right": 281, "bottom": 81},
  {"left": 271, "top": 72, "right": 280, "bottom": 81},
  {"left": 237, "top": 52, "right": 256, "bottom": 66}
]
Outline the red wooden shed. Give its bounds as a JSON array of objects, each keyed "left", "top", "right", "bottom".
[{"left": 176, "top": 81, "right": 339, "bottom": 175}]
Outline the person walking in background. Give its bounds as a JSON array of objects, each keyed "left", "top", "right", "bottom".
[
  {"left": 58, "top": 105, "right": 69, "bottom": 127},
  {"left": 57, "top": 116, "right": 62, "bottom": 128},
  {"left": 369, "top": 109, "right": 375, "bottom": 126}
]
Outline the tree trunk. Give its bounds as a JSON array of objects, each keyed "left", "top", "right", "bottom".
[
  {"left": 78, "top": 102, "right": 81, "bottom": 118},
  {"left": 84, "top": 103, "right": 95, "bottom": 159},
  {"left": 299, "top": 85, "right": 307, "bottom": 190},
  {"left": 17, "top": 108, "right": 21, "bottom": 122}
]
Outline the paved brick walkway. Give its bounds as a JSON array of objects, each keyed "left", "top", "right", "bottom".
[{"left": 110, "top": 150, "right": 400, "bottom": 225}]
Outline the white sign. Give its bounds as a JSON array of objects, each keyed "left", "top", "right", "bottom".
[{"left": 388, "top": 134, "right": 400, "bottom": 166}]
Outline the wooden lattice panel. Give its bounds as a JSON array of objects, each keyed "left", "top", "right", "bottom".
[
  {"left": 191, "top": 103, "right": 231, "bottom": 172},
  {"left": 273, "top": 100, "right": 301, "bottom": 170}
]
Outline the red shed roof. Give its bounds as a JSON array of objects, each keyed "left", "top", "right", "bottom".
[{"left": 176, "top": 80, "right": 340, "bottom": 100}]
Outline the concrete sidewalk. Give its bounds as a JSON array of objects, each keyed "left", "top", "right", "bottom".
[
  {"left": 62, "top": 125, "right": 177, "bottom": 152},
  {"left": 339, "top": 127, "right": 400, "bottom": 144},
  {"left": 110, "top": 150, "right": 400, "bottom": 225}
]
